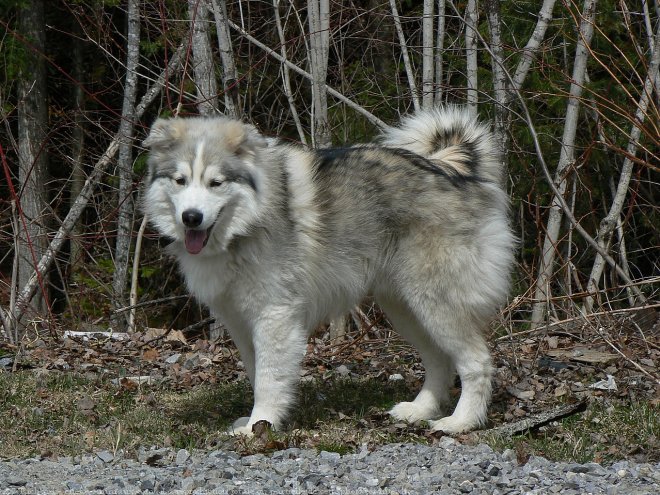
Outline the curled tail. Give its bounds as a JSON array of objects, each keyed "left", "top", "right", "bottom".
[{"left": 379, "top": 107, "right": 503, "bottom": 184}]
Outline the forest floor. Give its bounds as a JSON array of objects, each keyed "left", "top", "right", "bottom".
[{"left": 0, "top": 306, "right": 658, "bottom": 464}]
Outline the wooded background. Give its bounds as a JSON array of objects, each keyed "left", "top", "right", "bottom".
[{"left": 0, "top": 0, "right": 658, "bottom": 343}]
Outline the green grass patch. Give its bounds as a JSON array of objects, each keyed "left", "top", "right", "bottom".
[
  {"left": 483, "top": 401, "right": 659, "bottom": 464},
  {"left": 1, "top": 370, "right": 656, "bottom": 463}
]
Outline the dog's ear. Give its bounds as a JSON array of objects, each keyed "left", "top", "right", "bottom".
[
  {"left": 143, "top": 118, "right": 185, "bottom": 149},
  {"left": 223, "top": 121, "right": 267, "bottom": 159}
]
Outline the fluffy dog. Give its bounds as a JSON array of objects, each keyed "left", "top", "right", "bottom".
[{"left": 142, "top": 107, "right": 514, "bottom": 435}]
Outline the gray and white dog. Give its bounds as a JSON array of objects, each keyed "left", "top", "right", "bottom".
[{"left": 142, "top": 107, "right": 514, "bottom": 435}]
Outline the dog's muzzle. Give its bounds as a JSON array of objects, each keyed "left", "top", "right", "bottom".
[{"left": 182, "top": 208, "right": 220, "bottom": 255}]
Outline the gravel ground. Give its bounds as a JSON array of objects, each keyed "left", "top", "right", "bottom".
[{"left": 0, "top": 438, "right": 658, "bottom": 494}]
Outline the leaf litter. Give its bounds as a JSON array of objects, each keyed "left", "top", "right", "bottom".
[{"left": 0, "top": 306, "right": 658, "bottom": 462}]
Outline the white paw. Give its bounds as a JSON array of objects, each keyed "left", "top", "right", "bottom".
[
  {"left": 227, "top": 417, "right": 252, "bottom": 437},
  {"left": 389, "top": 401, "right": 437, "bottom": 423},
  {"left": 428, "top": 415, "right": 479, "bottom": 434}
]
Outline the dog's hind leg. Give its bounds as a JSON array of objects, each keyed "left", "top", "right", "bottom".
[
  {"left": 411, "top": 302, "right": 493, "bottom": 434},
  {"left": 377, "top": 295, "right": 454, "bottom": 424}
]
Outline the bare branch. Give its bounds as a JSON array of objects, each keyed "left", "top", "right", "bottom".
[
  {"left": 13, "top": 44, "right": 187, "bottom": 324},
  {"left": 531, "top": 0, "right": 598, "bottom": 327},
  {"left": 389, "top": 0, "right": 420, "bottom": 111},
  {"left": 584, "top": 23, "right": 660, "bottom": 312},
  {"left": 225, "top": 17, "right": 388, "bottom": 130}
]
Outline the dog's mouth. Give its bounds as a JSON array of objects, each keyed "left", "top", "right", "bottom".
[
  {"left": 184, "top": 228, "right": 211, "bottom": 255},
  {"left": 183, "top": 211, "right": 221, "bottom": 255}
]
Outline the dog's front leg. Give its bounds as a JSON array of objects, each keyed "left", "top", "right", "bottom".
[{"left": 229, "top": 307, "right": 307, "bottom": 436}]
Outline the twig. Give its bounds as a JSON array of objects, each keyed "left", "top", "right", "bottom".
[
  {"left": 597, "top": 328, "right": 660, "bottom": 383},
  {"left": 113, "top": 295, "right": 192, "bottom": 314},
  {"left": 496, "top": 302, "right": 660, "bottom": 341},
  {"left": 480, "top": 400, "right": 587, "bottom": 438},
  {"left": 128, "top": 215, "right": 149, "bottom": 332}
]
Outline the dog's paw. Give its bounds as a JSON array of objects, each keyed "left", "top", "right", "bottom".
[
  {"left": 227, "top": 417, "right": 252, "bottom": 437},
  {"left": 428, "top": 415, "right": 479, "bottom": 434},
  {"left": 389, "top": 401, "right": 436, "bottom": 423}
]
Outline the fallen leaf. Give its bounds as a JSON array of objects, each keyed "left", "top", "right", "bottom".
[{"left": 142, "top": 348, "right": 160, "bottom": 362}]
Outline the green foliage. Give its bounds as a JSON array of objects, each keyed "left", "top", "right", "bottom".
[{"left": 133, "top": 153, "right": 148, "bottom": 175}]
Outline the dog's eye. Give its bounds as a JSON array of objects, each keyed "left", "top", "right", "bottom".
[
  {"left": 209, "top": 179, "right": 223, "bottom": 188},
  {"left": 174, "top": 177, "right": 186, "bottom": 186}
]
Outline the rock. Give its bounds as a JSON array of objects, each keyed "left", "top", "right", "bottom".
[
  {"left": 96, "top": 451, "right": 114, "bottom": 463},
  {"left": 176, "top": 449, "right": 190, "bottom": 465}
]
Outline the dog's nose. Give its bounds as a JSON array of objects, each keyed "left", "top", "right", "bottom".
[{"left": 182, "top": 209, "right": 204, "bottom": 227}]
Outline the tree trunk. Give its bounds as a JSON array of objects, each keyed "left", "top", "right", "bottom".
[
  {"left": 465, "top": 0, "right": 479, "bottom": 117},
  {"left": 210, "top": 0, "right": 240, "bottom": 117},
  {"left": 434, "top": 0, "right": 446, "bottom": 104},
  {"left": 422, "top": 0, "right": 435, "bottom": 108},
  {"left": 17, "top": 0, "right": 49, "bottom": 334},
  {"left": 531, "top": 0, "right": 598, "bottom": 327},
  {"left": 512, "top": 0, "right": 557, "bottom": 91},
  {"left": 189, "top": 0, "right": 219, "bottom": 115},
  {"left": 111, "top": 0, "right": 141, "bottom": 330},
  {"left": 308, "top": 0, "right": 331, "bottom": 147},
  {"left": 584, "top": 23, "right": 660, "bottom": 313},
  {"left": 485, "top": 0, "right": 508, "bottom": 157},
  {"left": 14, "top": 44, "right": 187, "bottom": 326}
]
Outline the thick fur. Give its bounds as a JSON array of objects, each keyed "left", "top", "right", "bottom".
[{"left": 143, "top": 107, "right": 514, "bottom": 435}]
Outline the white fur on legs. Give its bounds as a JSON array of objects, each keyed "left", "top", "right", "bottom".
[
  {"left": 227, "top": 416, "right": 251, "bottom": 436},
  {"left": 428, "top": 336, "right": 492, "bottom": 434},
  {"left": 237, "top": 306, "right": 307, "bottom": 435},
  {"left": 378, "top": 296, "right": 454, "bottom": 424}
]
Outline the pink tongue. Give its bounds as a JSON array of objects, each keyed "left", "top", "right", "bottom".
[{"left": 185, "top": 229, "right": 208, "bottom": 254}]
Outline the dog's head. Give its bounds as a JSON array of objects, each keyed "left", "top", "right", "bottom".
[{"left": 142, "top": 117, "right": 267, "bottom": 255}]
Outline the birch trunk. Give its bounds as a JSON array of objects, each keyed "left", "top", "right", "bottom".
[
  {"left": 512, "top": 0, "right": 557, "bottom": 91},
  {"left": 308, "top": 0, "right": 331, "bottom": 147},
  {"left": 583, "top": 23, "right": 660, "bottom": 313},
  {"left": 531, "top": 0, "right": 598, "bottom": 327},
  {"left": 485, "top": 0, "right": 508, "bottom": 157},
  {"left": 111, "top": 0, "right": 141, "bottom": 330},
  {"left": 422, "top": 0, "right": 435, "bottom": 108},
  {"left": 189, "top": 0, "right": 219, "bottom": 115},
  {"left": 389, "top": 0, "right": 420, "bottom": 111},
  {"left": 434, "top": 0, "right": 445, "bottom": 104},
  {"left": 14, "top": 44, "right": 187, "bottom": 326},
  {"left": 465, "top": 0, "right": 479, "bottom": 117},
  {"left": 17, "top": 0, "right": 49, "bottom": 332},
  {"left": 210, "top": 0, "right": 240, "bottom": 117},
  {"left": 273, "top": 0, "right": 307, "bottom": 144}
]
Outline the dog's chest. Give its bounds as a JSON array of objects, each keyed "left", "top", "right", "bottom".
[{"left": 177, "top": 254, "right": 235, "bottom": 306}]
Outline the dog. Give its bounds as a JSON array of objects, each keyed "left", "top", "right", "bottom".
[{"left": 142, "top": 107, "right": 514, "bottom": 435}]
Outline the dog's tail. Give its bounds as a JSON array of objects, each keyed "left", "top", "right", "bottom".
[{"left": 379, "top": 107, "right": 503, "bottom": 184}]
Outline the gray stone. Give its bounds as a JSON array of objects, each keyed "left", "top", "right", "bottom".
[
  {"left": 96, "top": 451, "right": 114, "bottom": 463},
  {"left": 175, "top": 448, "right": 190, "bottom": 464}
]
